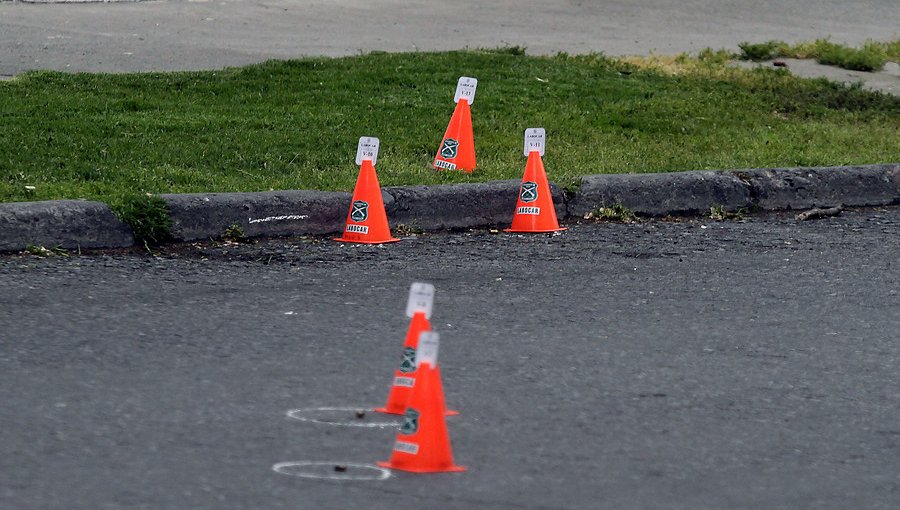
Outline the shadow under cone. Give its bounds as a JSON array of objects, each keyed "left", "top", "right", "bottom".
[{"left": 335, "top": 159, "right": 399, "bottom": 244}]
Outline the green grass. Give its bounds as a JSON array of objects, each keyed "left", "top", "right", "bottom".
[
  {"left": 110, "top": 193, "right": 172, "bottom": 246},
  {"left": 1, "top": 50, "right": 898, "bottom": 207},
  {"left": 738, "top": 38, "right": 899, "bottom": 71}
]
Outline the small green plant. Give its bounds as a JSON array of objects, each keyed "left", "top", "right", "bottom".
[
  {"left": 709, "top": 205, "right": 746, "bottom": 221},
  {"left": 222, "top": 223, "right": 248, "bottom": 243},
  {"left": 698, "top": 47, "right": 734, "bottom": 65},
  {"left": 583, "top": 203, "right": 637, "bottom": 223},
  {"left": 111, "top": 194, "right": 172, "bottom": 247},
  {"left": 482, "top": 45, "right": 526, "bottom": 56},
  {"left": 394, "top": 224, "right": 425, "bottom": 236},
  {"left": 738, "top": 38, "right": 893, "bottom": 71},
  {"left": 814, "top": 40, "right": 887, "bottom": 72},
  {"left": 738, "top": 40, "right": 786, "bottom": 61},
  {"left": 25, "top": 244, "right": 68, "bottom": 257},
  {"left": 562, "top": 178, "right": 584, "bottom": 200}
]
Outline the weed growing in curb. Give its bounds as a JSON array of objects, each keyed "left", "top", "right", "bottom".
[
  {"left": 25, "top": 244, "right": 68, "bottom": 257},
  {"left": 583, "top": 203, "right": 637, "bottom": 223},
  {"left": 562, "top": 178, "right": 584, "bottom": 199},
  {"left": 709, "top": 205, "right": 746, "bottom": 221},
  {"left": 111, "top": 194, "right": 172, "bottom": 247},
  {"left": 394, "top": 224, "right": 425, "bottom": 236},
  {"left": 223, "top": 223, "right": 249, "bottom": 243}
]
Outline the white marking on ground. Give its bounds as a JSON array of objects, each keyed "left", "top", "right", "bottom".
[
  {"left": 286, "top": 406, "right": 401, "bottom": 428},
  {"left": 272, "top": 461, "right": 391, "bottom": 481}
]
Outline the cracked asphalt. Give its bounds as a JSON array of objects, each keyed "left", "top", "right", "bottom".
[{"left": 1, "top": 208, "right": 898, "bottom": 509}]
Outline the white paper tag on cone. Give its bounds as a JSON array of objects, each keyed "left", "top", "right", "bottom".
[
  {"left": 416, "top": 331, "right": 439, "bottom": 368},
  {"left": 405, "top": 282, "right": 435, "bottom": 319},
  {"left": 355, "top": 136, "right": 380, "bottom": 165},
  {"left": 524, "top": 128, "right": 545, "bottom": 156},
  {"left": 453, "top": 77, "right": 477, "bottom": 105}
]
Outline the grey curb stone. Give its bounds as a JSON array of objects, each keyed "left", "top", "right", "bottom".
[
  {"left": 569, "top": 170, "right": 753, "bottom": 217},
  {"left": 2, "top": 164, "right": 898, "bottom": 252},
  {"left": 0, "top": 200, "right": 134, "bottom": 252},
  {"left": 732, "top": 164, "right": 900, "bottom": 210},
  {"left": 161, "top": 190, "right": 352, "bottom": 242},
  {"left": 384, "top": 180, "right": 566, "bottom": 230}
]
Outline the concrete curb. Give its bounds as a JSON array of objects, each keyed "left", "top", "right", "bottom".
[
  {"left": 384, "top": 180, "right": 566, "bottom": 231},
  {"left": 161, "top": 190, "right": 351, "bottom": 242},
  {"left": 569, "top": 170, "right": 752, "bottom": 217},
  {"left": 731, "top": 164, "right": 900, "bottom": 211},
  {"left": 0, "top": 164, "right": 897, "bottom": 252},
  {"left": 0, "top": 200, "right": 133, "bottom": 252}
]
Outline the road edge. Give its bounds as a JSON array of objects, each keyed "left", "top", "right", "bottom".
[{"left": 1, "top": 163, "right": 897, "bottom": 252}]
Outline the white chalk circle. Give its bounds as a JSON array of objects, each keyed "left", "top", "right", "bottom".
[
  {"left": 286, "top": 406, "right": 401, "bottom": 428},
  {"left": 273, "top": 461, "right": 391, "bottom": 481}
]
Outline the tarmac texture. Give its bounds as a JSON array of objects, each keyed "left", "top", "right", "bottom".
[
  {"left": 1, "top": 208, "right": 898, "bottom": 509},
  {"left": 1, "top": 2, "right": 899, "bottom": 508}
]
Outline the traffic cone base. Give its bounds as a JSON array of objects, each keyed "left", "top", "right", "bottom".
[
  {"left": 376, "top": 461, "right": 466, "bottom": 473},
  {"left": 334, "top": 237, "right": 400, "bottom": 244},
  {"left": 334, "top": 159, "right": 399, "bottom": 244},
  {"left": 504, "top": 226, "right": 567, "bottom": 233},
  {"left": 375, "top": 407, "right": 460, "bottom": 416},
  {"left": 433, "top": 99, "right": 475, "bottom": 173},
  {"left": 505, "top": 151, "right": 566, "bottom": 233}
]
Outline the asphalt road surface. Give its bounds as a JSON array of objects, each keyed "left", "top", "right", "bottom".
[
  {"left": 2, "top": 208, "right": 898, "bottom": 509},
  {"left": 1, "top": 0, "right": 899, "bottom": 75}
]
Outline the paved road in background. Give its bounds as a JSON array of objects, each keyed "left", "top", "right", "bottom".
[
  {"left": 2, "top": 209, "right": 898, "bottom": 509},
  {"left": 1, "top": 0, "right": 899, "bottom": 76}
]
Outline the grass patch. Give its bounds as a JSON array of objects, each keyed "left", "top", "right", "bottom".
[
  {"left": 110, "top": 194, "right": 172, "bottom": 247},
  {"left": 738, "top": 41, "right": 784, "bottom": 61},
  {"left": 815, "top": 41, "right": 887, "bottom": 72},
  {"left": 738, "top": 38, "right": 898, "bottom": 71},
  {"left": 1, "top": 50, "right": 898, "bottom": 206}
]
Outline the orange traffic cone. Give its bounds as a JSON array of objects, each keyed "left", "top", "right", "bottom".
[
  {"left": 334, "top": 159, "right": 399, "bottom": 244},
  {"left": 374, "top": 310, "right": 431, "bottom": 415},
  {"left": 375, "top": 310, "right": 459, "bottom": 416},
  {"left": 433, "top": 77, "right": 477, "bottom": 173},
  {"left": 505, "top": 151, "right": 567, "bottom": 233},
  {"left": 378, "top": 332, "right": 465, "bottom": 473}
]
